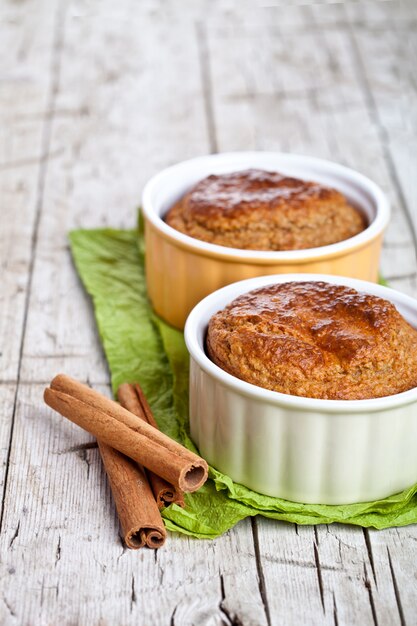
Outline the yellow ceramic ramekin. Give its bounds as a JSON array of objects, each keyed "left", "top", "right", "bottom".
[{"left": 142, "top": 152, "right": 390, "bottom": 329}]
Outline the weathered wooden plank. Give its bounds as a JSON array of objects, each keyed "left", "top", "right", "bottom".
[
  {"left": 0, "top": 0, "right": 58, "bottom": 382},
  {"left": 20, "top": 6, "right": 210, "bottom": 383},
  {"left": 0, "top": 384, "right": 267, "bottom": 626},
  {"left": 346, "top": 5, "right": 417, "bottom": 247},
  {"left": 250, "top": 520, "right": 331, "bottom": 626},
  {"left": 368, "top": 525, "right": 417, "bottom": 626},
  {"left": 154, "top": 519, "right": 268, "bottom": 626},
  {"left": 254, "top": 491, "right": 416, "bottom": 626},
  {"left": 252, "top": 520, "right": 391, "bottom": 626},
  {"left": 315, "top": 524, "right": 401, "bottom": 626},
  {"left": 0, "top": 385, "right": 16, "bottom": 515},
  {"left": 0, "top": 0, "right": 60, "bottom": 577}
]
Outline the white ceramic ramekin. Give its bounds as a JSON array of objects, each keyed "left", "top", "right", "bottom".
[
  {"left": 184, "top": 274, "right": 417, "bottom": 504},
  {"left": 142, "top": 152, "right": 390, "bottom": 329}
]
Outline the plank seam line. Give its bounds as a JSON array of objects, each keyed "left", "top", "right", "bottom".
[
  {"left": 251, "top": 517, "right": 272, "bottom": 626},
  {"left": 387, "top": 547, "right": 407, "bottom": 626},
  {"left": 332, "top": 592, "right": 339, "bottom": 626},
  {"left": 0, "top": 0, "right": 67, "bottom": 533},
  {"left": 345, "top": 6, "right": 417, "bottom": 264},
  {"left": 313, "top": 538, "right": 326, "bottom": 613},
  {"left": 219, "top": 573, "right": 243, "bottom": 626},
  {"left": 363, "top": 528, "right": 377, "bottom": 587},
  {"left": 364, "top": 563, "right": 379, "bottom": 626},
  {"left": 195, "top": 20, "right": 218, "bottom": 154}
]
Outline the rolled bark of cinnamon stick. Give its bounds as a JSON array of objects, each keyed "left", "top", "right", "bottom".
[
  {"left": 133, "top": 384, "right": 158, "bottom": 428},
  {"left": 98, "top": 441, "right": 166, "bottom": 549},
  {"left": 44, "top": 374, "right": 208, "bottom": 493},
  {"left": 134, "top": 385, "right": 186, "bottom": 510},
  {"left": 117, "top": 383, "right": 185, "bottom": 509}
]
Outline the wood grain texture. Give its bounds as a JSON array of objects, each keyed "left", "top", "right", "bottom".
[
  {"left": 0, "top": 0, "right": 60, "bottom": 559},
  {"left": 0, "top": 1, "right": 416, "bottom": 625},
  {"left": 0, "top": 0, "right": 58, "bottom": 382},
  {"left": 0, "top": 385, "right": 16, "bottom": 515},
  {"left": 20, "top": 3, "right": 210, "bottom": 384}
]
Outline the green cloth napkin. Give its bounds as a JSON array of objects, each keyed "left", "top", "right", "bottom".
[{"left": 69, "top": 228, "right": 417, "bottom": 537}]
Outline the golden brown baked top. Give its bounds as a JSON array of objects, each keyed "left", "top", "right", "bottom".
[
  {"left": 165, "top": 169, "right": 366, "bottom": 251},
  {"left": 207, "top": 282, "right": 417, "bottom": 400}
]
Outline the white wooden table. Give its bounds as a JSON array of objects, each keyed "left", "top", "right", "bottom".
[{"left": 1, "top": 1, "right": 416, "bottom": 624}]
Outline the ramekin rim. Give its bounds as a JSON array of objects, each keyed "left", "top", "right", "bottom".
[
  {"left": 184, "top": 273, "right": 417, "bottom": 414},
  {"left": 142, "top": 151, "right": 390, "bottom": 261}
]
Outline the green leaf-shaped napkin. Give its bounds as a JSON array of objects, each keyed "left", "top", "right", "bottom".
[{"left": 69, "top": 228, "right": 417, "bottom": 537}]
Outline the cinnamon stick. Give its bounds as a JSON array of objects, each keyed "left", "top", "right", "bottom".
[
  {"left": 98, "top": 441, "right": 166, "bottom": 549},
  {"left": 117, "top": 383, "right": 185, "bottom": 509},
  {"left": 44, "top": 374, "right": 208, "bottom": 492}
]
